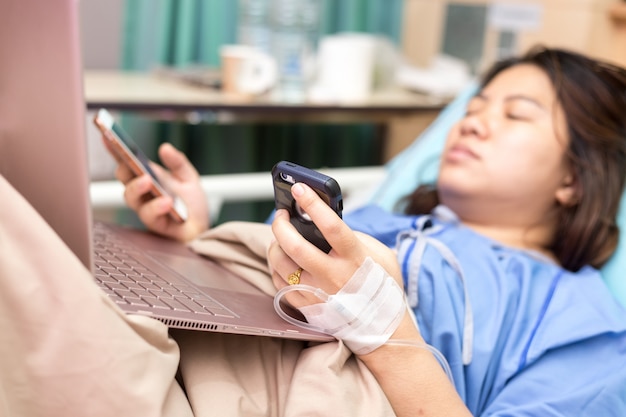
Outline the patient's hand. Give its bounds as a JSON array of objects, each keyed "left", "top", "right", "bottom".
[
  {"left": 268, "top": 182, "right": 403, "bottom": 309},
  {"left": 114, "top": 142, "right": 209, "bottom": 242}
]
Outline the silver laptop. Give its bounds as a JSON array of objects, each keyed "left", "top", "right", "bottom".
[{"left": 0, "top": 0, "right": 330, "bottom": 342}]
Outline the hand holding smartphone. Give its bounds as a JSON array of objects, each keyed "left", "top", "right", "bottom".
[
  {"left": 272, "top": 161, "right": 343, "bottom": 253},
  {"left": 93, "top": 108, "right": 188, "bottom": 223}
]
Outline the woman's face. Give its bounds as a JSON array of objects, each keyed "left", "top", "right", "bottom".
[{"left": 438, "top": 64, "right": 574, "bottom": 224}]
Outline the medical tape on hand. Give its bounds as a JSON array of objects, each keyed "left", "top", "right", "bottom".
[{"left": 273, "top": 257, "right": 406, "bottom": 355}]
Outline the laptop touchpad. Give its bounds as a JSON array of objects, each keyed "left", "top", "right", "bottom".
[{"left": 149, "top": 251, "right": 263, "bottom": 295}]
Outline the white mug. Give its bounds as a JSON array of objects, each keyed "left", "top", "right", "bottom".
[
  {"left": 220, "top": 45, "right": 277, "bottom": 96},
  {"left": 311, "top": 33, "right": 378, "bottom": 102}
]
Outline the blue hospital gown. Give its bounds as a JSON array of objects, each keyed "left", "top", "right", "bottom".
[{"left": 344, "top": 205, "right": 626, "bottom": 416}]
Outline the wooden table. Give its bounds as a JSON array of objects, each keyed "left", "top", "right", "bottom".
[{"left": 84, "top": 70, "right": 447, "bottom": 161}]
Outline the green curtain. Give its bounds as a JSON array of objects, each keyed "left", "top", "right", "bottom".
[
  {"left": 118, "top": 0, "right": 404, "bottom": 224},
  {"left": 122, "top": 0, "right": 403, "bottom": 69}
]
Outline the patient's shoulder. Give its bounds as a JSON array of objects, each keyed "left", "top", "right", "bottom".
[{"left": 344, "top": 205, "right": 420, "bottom": 247}]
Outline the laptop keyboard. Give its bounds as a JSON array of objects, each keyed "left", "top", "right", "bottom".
[{"left": 92, "top": 223, "right": 235, "bottom": 318}]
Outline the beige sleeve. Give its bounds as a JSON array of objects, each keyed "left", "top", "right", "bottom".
[{"left": 0, "top": 175, "right": 192, "bottom": 417}]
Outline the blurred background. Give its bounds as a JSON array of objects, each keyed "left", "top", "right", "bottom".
[{"left": 81, "top": 0, "right": 626, "bottom": 225}]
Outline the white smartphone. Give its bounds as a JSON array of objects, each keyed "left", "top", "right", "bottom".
[{"left": 93, "top": 108, "right": 188, "bottom": 223}]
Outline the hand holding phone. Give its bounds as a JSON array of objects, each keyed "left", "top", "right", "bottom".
[
  {"left": 272, "top": 161, "right": 343, "bottom": 253},
  {"left": 93, "top": 108, "right": 188, "bottom": 223}
]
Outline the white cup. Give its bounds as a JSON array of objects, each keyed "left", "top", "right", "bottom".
[
  {"left": 311, "top": 33, "right": 378, "bottom": 102},
  {"left": 220, "top": 45, "right": 277, "bottom": 96}
]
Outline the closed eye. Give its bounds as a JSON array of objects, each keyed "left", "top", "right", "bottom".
[{"left": 506, "top": 112, "right": 531, "bottom": 121}]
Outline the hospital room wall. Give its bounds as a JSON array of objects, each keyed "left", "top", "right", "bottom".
[
  {"left": 80, "top": 0, "right": 124, "bottom": 70},
  {"left": 402, "top": 0, "right": 624, "bottom": 71}
]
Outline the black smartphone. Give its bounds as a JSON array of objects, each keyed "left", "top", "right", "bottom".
[
  {"left": 93, "top": 108, "right": 188, "bottom": 223},
  {"left": 272, "top": 161, "right": 343, "bottom": 253}
]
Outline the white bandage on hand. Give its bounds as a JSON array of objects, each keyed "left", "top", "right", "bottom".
[{"left": 294, "top": 257, "right": 406, "bottom": 355}]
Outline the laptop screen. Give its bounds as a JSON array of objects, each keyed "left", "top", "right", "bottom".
[{"left": 0, "top": 0, "right": 93, "bottom": 269}]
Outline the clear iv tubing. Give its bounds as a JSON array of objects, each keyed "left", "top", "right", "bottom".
[{"left": 273, "top": 285, "right": 455, "bottom": 385}]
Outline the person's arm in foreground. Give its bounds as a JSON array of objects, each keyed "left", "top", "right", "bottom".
[
  {"left": 269, "top": 183, "right": 472, "bottom": 417},
  {"left": 113, "top": 142, "right": 209, "bottom": 242}
]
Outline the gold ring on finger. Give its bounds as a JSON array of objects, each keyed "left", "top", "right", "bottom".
[{"left": 288, "top": 267, "right": 303, "bottom": 285}]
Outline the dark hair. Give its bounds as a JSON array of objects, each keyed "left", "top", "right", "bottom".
[{"left": 403, "top": 46, "right": 626, "bottom": 271}]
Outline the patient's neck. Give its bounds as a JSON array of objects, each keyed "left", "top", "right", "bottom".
[
  {"left": 466, "top": 222, "right": 556, "bottom": 260},
  {"left": 447, "top": 203, "right": 559, "bottom": 263}
]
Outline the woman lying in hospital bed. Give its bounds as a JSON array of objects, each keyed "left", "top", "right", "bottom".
[{"left": 4, "top": 45, "right": 626, "bottom": 416}]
